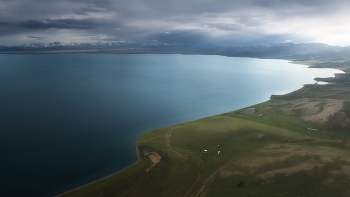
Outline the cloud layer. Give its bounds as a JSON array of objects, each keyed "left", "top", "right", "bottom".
[{"left": 1, "top": 0, "right": 350, "bottom": 45}]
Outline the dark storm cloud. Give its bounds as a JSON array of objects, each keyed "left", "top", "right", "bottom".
[
  {"left": 0, "top": 21, "right": 13, "bottom": 27},
  {"left": 0, "top": 0, "right": 349, "bottom": 45},
  {"left": 18, "top": 18, "right": 107, "bottom": 30},
  {"left": 0, "top": 21, "right": 17, "bottom": 35},
  {"left": 0, "top": 17, "right": 115, "bottom": 38}
]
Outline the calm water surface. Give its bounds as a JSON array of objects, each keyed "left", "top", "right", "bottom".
[{"left": 0, "top": 54, "right": 343, "bottom": 196}]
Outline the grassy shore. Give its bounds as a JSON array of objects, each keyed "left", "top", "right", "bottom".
[{"left": 59, "top": 61, "right": 350, "bottom": 197}]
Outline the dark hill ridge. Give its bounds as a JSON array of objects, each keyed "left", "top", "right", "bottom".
[
  {"left": 0, "top": 42, "right": 216, "bottom": 53},
  {"left": 200, "top": 43, "right": 339, "bottom": 57},
  {"left": 2, "top": 42, "right": 350, "bottom": 62}
]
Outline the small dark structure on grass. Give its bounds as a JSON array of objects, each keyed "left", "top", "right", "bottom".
[{"left": 237, "top": 181, "right": 245, "bottom": 188}]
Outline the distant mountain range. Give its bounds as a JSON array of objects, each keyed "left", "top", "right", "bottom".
[
  {"left": 0, "top": 42, "right": 215, "bottom": 52},
  {"left": 1, "top": 42, "right": 350, "bottom": 65}
]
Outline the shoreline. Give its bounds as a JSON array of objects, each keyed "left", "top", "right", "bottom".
[{"left": 55, "top": 142, "right": 141, "bottom": 197}]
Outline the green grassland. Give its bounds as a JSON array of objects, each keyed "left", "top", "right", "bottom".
[{"left": 60, "top": 62, "right": 350, "bottom": 197}]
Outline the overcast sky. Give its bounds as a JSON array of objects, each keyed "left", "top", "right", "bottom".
[{"left": 0, "top": 0, "right": 350, "bottom": 46}]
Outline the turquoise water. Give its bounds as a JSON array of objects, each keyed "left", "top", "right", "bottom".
[{"left": 0, "top": 54, "right": 342, "bottom": 196}]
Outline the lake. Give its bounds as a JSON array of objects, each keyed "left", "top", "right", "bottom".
[{"left": 0, "top": 54, "right": 343, "bottom": 196}]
